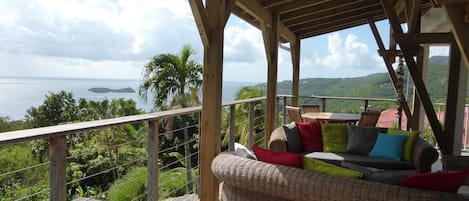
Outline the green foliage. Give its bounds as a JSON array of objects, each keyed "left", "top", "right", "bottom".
[
  {"left": 139, "top": 44, "right": 203, "bottom": 110},
  {"left": 107, "top": 167, "right": 148, "bottom": 201},
  {"left": 108, "top": 167, "right": 198, "bottom": 201}
]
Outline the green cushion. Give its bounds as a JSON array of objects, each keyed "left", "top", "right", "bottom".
[
  {"left": 303, "top": 158, "right": 362, "bottom": 178},
  {"left": 387, "top": 128, "right": 419, "bottom": 161},
  {"left": 321, "top": 123, "right": 348, "bottom": 153}
]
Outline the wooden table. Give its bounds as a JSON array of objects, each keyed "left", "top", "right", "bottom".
[{"left": 301, "top": 112, "right": 360, "bottom": 124}]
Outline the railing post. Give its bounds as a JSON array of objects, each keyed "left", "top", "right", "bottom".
[
  {"left": 50, "top": 136, "right": 66, "bottom": 201},
  {"left": 364, "top": 100, "right": 369, "bottom": 112},
  {"left": 275, "top": 97, "right": 280, "bottom": 127},
  {"left": 248, "top": 102, "right": 255, "bottom": 148},
  {"left": 283, "top": 96, "right": 287, "bottom": 124},
  {"left": 148, "top": 119, "right": 159, "bottom": 201},
  {"left": 321, "top": 98, "right": 326, "bottom": 112},
  {"left": 184, "top": 122, "right": 193, "bottom": 193},
  {"left": 229, "top": 105, "right": 236, "bottom": 151}
]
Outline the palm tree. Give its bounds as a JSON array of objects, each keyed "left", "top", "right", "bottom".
[{"left": 139, "top": 45, "right": 203, "bottom": 110}]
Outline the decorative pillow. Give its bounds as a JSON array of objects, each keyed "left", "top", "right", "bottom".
[
  {"left": 304, "top": 158, "right": 362, "bottom": 178},
  {"left": 321, "top": 123, "right": 348, "bottom": 153},
  {"left": 346, "top": 125, "right": 380, "bottom": 155},
  {"left": 341, "top": 162, "right": 417, "bottom": 185},
  {"left": 252, "top": 146, "right": 303, "bottom": 168},
  {"left": 387, "top": 128, "right": 419, "bottom": 161},
  {"left": 283, "top": 122, "right": 303, "bottom": 153},
  {"left": 296, "top": 122, "right": 323, "bottom": 152},
  {"left": 234, "top": 143, "right": 257, "bottom": 160},
  {"left": 401, "top": 169, "right": 469, "bottom": 192},
  {"left": 369, "top": 133, "right": 408, "bottom": 160}
]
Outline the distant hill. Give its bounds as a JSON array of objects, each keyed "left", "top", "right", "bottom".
[
  {"left": 88, "top": 87, "right": 135, "bottom": 93},
  {"left": 255, "top": 56, "right": 461, "bottom": 112}
]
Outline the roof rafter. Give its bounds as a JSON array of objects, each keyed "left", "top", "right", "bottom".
[{"left": 235, "top": 0, "right": 296, "bottom": 43}]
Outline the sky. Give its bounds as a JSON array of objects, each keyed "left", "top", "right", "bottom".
[{"left": 0, "top": 0, "right": 450, "bottom": 83}]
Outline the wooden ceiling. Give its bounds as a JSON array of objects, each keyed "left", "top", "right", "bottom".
[{"left": 231, "top": 0, "right": 433, "bottom": 42}]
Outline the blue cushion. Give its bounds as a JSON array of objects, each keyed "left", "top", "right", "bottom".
[{"left": 369, "top": 133, "right": 408, "bottom": 161}]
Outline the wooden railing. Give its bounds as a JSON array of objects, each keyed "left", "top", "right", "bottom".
[{"left": 0, "top": 97, "right": 266, "bottom": 201}]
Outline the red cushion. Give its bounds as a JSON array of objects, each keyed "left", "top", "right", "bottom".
[
  {"left": 401, "top": 169, "right": 469, "bottom": 192},
  {"left": 252, "top": 146, "right": 303, "bottom": 168},
  {"left": 296, "top": 122, "right": 323, "bottom": 152}
]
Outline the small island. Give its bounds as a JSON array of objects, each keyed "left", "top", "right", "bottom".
[{"left": 88, "top": 87, "right": 136, "bottom": 93}]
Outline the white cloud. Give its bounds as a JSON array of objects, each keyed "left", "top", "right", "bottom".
[
  {"left": 429, "top": 46, "right": 449, "bottom": 57},
  {"left": 300, "top": 33, "right": 384, "bottom": 78}
]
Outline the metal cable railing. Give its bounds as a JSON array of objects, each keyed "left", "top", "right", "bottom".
[{"left": 0, "top": 97, "right": 267, "bottom": 201}]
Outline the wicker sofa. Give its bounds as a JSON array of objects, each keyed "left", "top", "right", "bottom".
[
  {"left": 269, "top": 126, "right": 438, "bottom": 173},
  {"left": 212, "top": 152, "right": 469, "bottom": 201}
]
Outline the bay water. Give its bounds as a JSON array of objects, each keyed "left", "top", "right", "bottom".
[{"left": 0, "top": 77, "right": 256, "bottom": 120}]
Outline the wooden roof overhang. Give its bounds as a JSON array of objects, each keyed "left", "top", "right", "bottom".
[
  {"left": 231, "top": 0, "right": 433, "bottom": 43},
  {"left": 189, "top": 1, "right": 469, "bottom": 200}
]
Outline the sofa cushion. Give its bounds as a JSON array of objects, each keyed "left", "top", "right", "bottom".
[
  {"left": 305, "top": 152, "right": 415, "bottom": 170},
  {"left": 341, "top": 162, "right": 417, "bottom": 185},
  {"left": 252, "top": 146, "right": 304, "bottom": 168},
  {"left": 401, "top": 169, "right": 469, "bottom": 192},
  {"left": 321, "top": 123, "right": 348, "bottom": 153},
  {"left": 282, "top": 122, "right": 303, "bottom": 153},
  {"left": 369, "top": 133, "right": 408, "bottom": 161},
  {"left": 234, "top": 143, "right": 257, "bottom": 160},
  {"left": 296, "top": 122, "right": 323, "bottom": 152},
  {"left": 346, "top": 125, "right": 380, "bottom": 155},
  {"left": 387, "top": 128, "right": 419, "bottom": 161},
  {"left": 304, "top": 158, "right": 362, "bottom": 179}
]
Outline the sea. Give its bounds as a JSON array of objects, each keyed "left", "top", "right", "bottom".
[{"left": 0, "top": 77, "right": 257, "bottom": 121}]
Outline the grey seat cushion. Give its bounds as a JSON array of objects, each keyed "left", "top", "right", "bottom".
[
  {"left": 341, "top": 162, "right": 417, "bottom": 185},
  {"left": 283, "top": 123, "right": 302, "bottom": 153},
  {"left": 304, "top": 152, "right": 415, "bottom": 170},
  {"left": 346, "top": 125, "right": 381, "bottom": 155}
]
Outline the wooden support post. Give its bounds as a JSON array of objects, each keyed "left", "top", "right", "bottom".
[
  {"left": 291, "top": 37, "right": 300, "bottom": 107},
  {"left": 444, "top": 43, "right": 467, "bottom": 155},
  {"left": 364, "top": 100, "right": 369, "bottom": 112},
  {"left": 184, "top": 122, "right": 193, "bottom": 193},
  {"left": 381, "top": 0, "right": 445, "bottom": 152},
  {"left": 248, "top": 102, "right": 255, "bottom": 148},
  {"left": 275, "top": 96, "right": 279, "bottom": 128},
  {"left": 445, "top": 3, "right": 469, "bottom": 69},
  {"left": 283, "top": 96, "right": 287, "bottom": 124},
  {"left": 148, "top": 120, "right": 159, "bottom": 201},
  {"left": 229, "top": 105, "right": 236, "bottom": 151},
  {"left": 411, "top": 45, "right": 429, "bottom": 132},
  {"left": 195, "top": 0, "right": 226, "bottom": 200},
  {"left": 50, "top": 136, "right": 67, "bottom": 201},
  {"left": 368, "top": 19, "right": 413, "bottom": 123},
  {"left": 321, "top": 98, "right": 326, "bottom": 112},
  {"left": 262, "top": 15, "right": 279, "bottom": 147}
]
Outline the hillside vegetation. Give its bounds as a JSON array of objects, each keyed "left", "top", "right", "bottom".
[{"left": 257, "top": 56, "right": 461, "bottom": 112}]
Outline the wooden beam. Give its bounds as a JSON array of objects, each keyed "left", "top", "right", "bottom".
[
  {"left": 280, "top": 0, "right": 371, "bottom": 22},
  {"left": 445, "top": 3, "right": 469, "bottom": 69},
  {"left": 443, "top": 43, "right": 465, "bottom": 155},
  {"left": 393, "top": 32, "right": 455, "bottom": 45},
  {"left": 264, "top": 0, "right": 294, "bottom": 8},
  {"left": 405, "top": 0, "right": 422, "bottom": 33},
  {"left": 199, "top": 0, "right": 226, "bottom": 200},
  {"left": 263, "top": 15, "right": 279, "bottom": 147},
  {"left": 381, "top": 0, "right": 445, "bottom": 152},
  {"left": 291, "top": 37, "right": 300, "bottom": 107},
  {"left": 410, "top": 46, "right": 428, "bottom": 131},
  {"left": 285, "top": 2, "right": 382, "bottom": 27},
  {"left": 291, "top": 6, "right": 383, "bottom": 32},
  {"left": 189, "top": 0, "right": 211, "bottom": 47},
  {"left": 271, "top": 0, "right": 326, "bottom": 14},
  {"left": 236, "top": 0, "right": 296, "bottom": 43},
  {"left": 224, "top": 0, "right": 237, "bottom": 26},
  {"left": 368, "top": 19, "right": 413, "bottom": 125}
]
